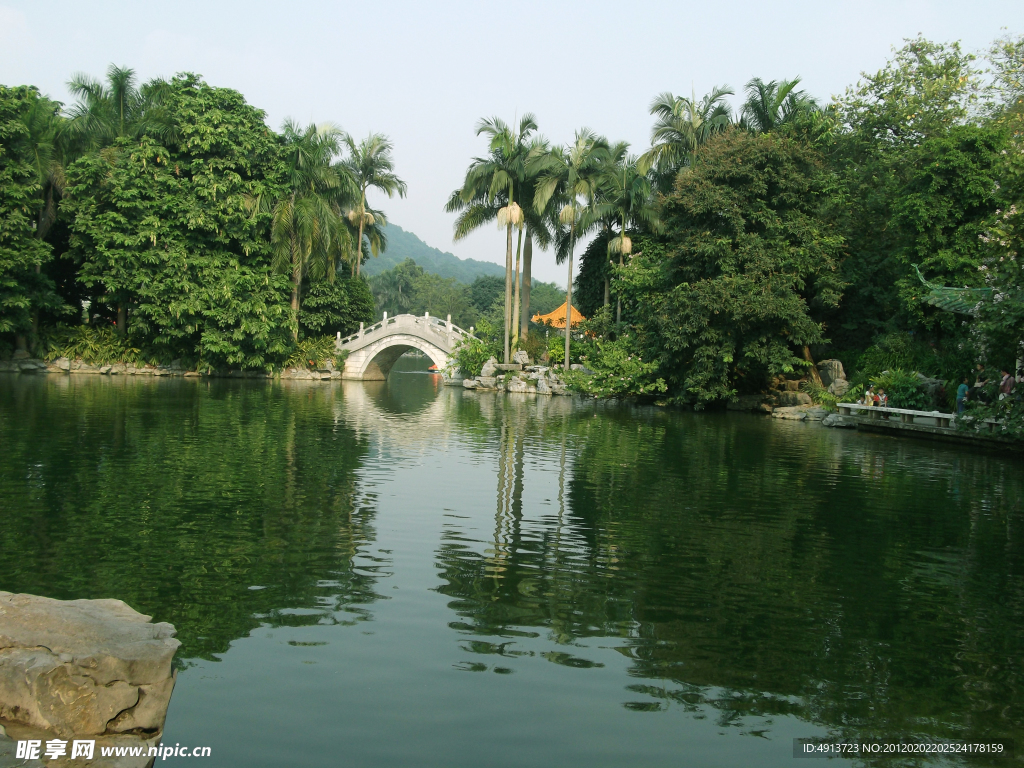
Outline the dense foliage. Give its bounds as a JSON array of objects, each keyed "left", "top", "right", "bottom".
[
  {"left": 537, "top": 34, "right": 1023, "bottom": 417},
  {"left": 0, "top": 69, "right": 384, "bottom": 369},
  {"left": 0, "top": 86, "right": 56, "bottom": 346},
  {"left": 620, "top": 132, "right": 845, "bottom": 403}
]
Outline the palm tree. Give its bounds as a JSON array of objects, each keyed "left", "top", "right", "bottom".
[
  {"left": 22, "top": 95, "right": 69, "bottom": 242},
  {"left": 638, "top": 86, "right": 733, "bottom": 193},
  {"left": 534, "top": 129, "right": 610, "bottom": 369},
  {"left": 342, "top": 133, "right": 406, "bottom": 277},
  {"left": 245, "top": 120, "right": 354, "bottom": 341},
  {"left": 512, "top": 135, "right": 556, "bottom": 347},
  {"left": 599, "top": 152, "right": 661, "bottom": 323},
  {"left": 739, "top": 77, "right": 818, "bottom": 133},
  {"left": 346, "top": 203, "right": 390, "bottom": 270},
  {"left": 64, "top": 65, "right": 176, "bottom": 154},
  {"left": 446, "top": 115, "right": 537, "bottom": 362}
]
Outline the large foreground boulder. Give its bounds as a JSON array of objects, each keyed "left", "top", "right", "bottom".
[{"left": 0, "top": 592, "right": 180, "bottom": 739}]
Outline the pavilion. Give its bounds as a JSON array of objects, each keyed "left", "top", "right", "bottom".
[{"left": 532, "top": 302, "right": 585, "bottom": 329}]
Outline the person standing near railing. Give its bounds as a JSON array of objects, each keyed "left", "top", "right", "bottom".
[
  {"left": 999, "top": 369, "right": 1015, "bottom": 400},
  {"left": 956, "top": 377, "right": 970, "bottom": 414}
]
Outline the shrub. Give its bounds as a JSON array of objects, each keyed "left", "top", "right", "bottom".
[
  {"left": 564, "top": 336, "right": 666, "bottom": 398},
  {"left": 44, "top": 325, "right": 141, "bottom": 365},
  {"left": 516, "top": 331, "right": 547, "bottom": 363},
  {"left": 451, "top": 336, "right": 494, "bottom": 377},
  {"left": 869, "top": 368, "right": 932, "bottom": 410},
  {"left": 801, "top": 380, "right": 839, "bottom": 410},
  {"left": 546, "top": 333, "right": 565, "bottom": 366},
  {"left": 855, "top": 331, "right": 976, "bottom": 382},
  {"left": 284, "top": 336, "right": 344, "bottom": 370}
]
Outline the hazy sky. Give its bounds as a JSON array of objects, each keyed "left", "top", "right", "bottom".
[{"left": 2, "top": 1, "right": 1021, "bottom": 286}]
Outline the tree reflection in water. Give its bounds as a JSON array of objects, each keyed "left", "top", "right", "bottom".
[
  {"left": 435, "top": 398, "right": 1024, "bottom": 749},
  {"left": 0, "top": 375, "right": 387, "bottom": 661}
]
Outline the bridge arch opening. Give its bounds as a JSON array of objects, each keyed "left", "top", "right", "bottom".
[{"left": 359, "top": 340, "right": 448, "bottom": 381}]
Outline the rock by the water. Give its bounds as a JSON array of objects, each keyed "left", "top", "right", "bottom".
[
  {"left": 480, "top": 357, "right": 498, "bottom": 378},
  {"left": 462, "top": 378, "right": 479, "bottom": 389},
  {"left": 777, "top": 391, "right": 813, "bottom": 407},
  {"left": 771, "top": 406, "right": 808, "bottom": 420},
  {"left": 512, "top": 350, "right": 531, "bottom": 365},
  {"left": 0, "top": 591, "right": 180, "bottom": 739},
  {"left": 536, "top": 378, "right": 552, "bottom": 395},
  {"left": 507, "top": 377, "right": 530, "bottom": 393},
  {"left": 476, "top": 376, "right": 497, "bottom": 389},
  {"left": 822, "top": 412, "right": 855, "bottom": 428}
]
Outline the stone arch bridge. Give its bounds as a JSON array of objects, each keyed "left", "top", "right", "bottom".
[{"left": 336, "top": 313, "right": 471, "bottom": 380}]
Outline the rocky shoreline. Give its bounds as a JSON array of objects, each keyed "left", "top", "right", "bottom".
[
  {"left": 723, "top": 358, "right": 855, "bottom": 426},
  {"left": 455, "top": 354, "right": 578, "bottom": 396},
  {"left": 0, "top": 355, "right": 867, "bottom": 428},
  {"left": 0, "top": 357, "right": 346, "bottom": 380}
]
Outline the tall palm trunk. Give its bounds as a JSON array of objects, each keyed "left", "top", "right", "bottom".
[
  {"left": 511, "top": 228, "right": 523, "bottom": 348},
  {"left": 290, "top": 234, "right": 301, "bottom": 342},
  {"left": 504, "top": 223, "right": 513, "bottom": 363},
  {"left": 355, "top": 187, "right": 366, "bottom": 278},
  {"left": 520, "top": 232, "right": 532, "bottom": 341},
  {"left": 564, "top": 225, "right": 575, "bottom": 371},
  {"left": 616, "top": 216, "right": 626, "bottom": 324},
  {"left": 603, "top": 222, "right": 611, "bottom": 309}
]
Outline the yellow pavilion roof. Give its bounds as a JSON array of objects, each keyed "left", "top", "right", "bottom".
[{"left": 532, "top": 302, "right": 585, "bottom": 329}]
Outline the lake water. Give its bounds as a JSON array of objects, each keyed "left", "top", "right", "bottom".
[{"left": 1, "top": 357, "right": 1022, "bottom": 767}]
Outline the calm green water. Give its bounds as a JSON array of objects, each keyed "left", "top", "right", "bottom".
[{"left": 1, "top": 357, "right": 1022, "bottom": 767}]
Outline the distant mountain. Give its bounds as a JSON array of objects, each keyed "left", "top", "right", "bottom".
[{"left": 361, "top": 223, "right": 505, "bottom": 283}]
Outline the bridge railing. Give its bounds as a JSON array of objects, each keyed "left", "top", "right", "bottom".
[{"left": 337, "top": 314, "right": 474, "bottom": 348}]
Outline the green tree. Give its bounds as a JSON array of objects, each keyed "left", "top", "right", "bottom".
[
  {"left": 469, "top": 275, "right": 504, "bottom": 314},
  {"left": 368, "top": 258, "right": 422, "bottom": 317},
  {"left": 299, "top": 274, "right": 374, "bottom": 338},
  {"left": 622, "top": 130, "right": 846, "bottom": 403},
  {"left": 13, "top": 89, "right": 70, "bottom": 351},
  {"left": 890, "top": 124, "right": 1004, "bottom": 325},
  {"left": 64, "top": 74, "right": 293, "bottom": 368},
  {"left": 830, "top": 37, "right": 988, "bottom": 351},
  {"left": 62, "top": 65, "right": 183, "bottom": 335},
  {"left": 0, "top": 86, "right": 53, "bottom": 352},
  {"left": 342, "top": 133, "right": 406, "bottom": 277}
]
